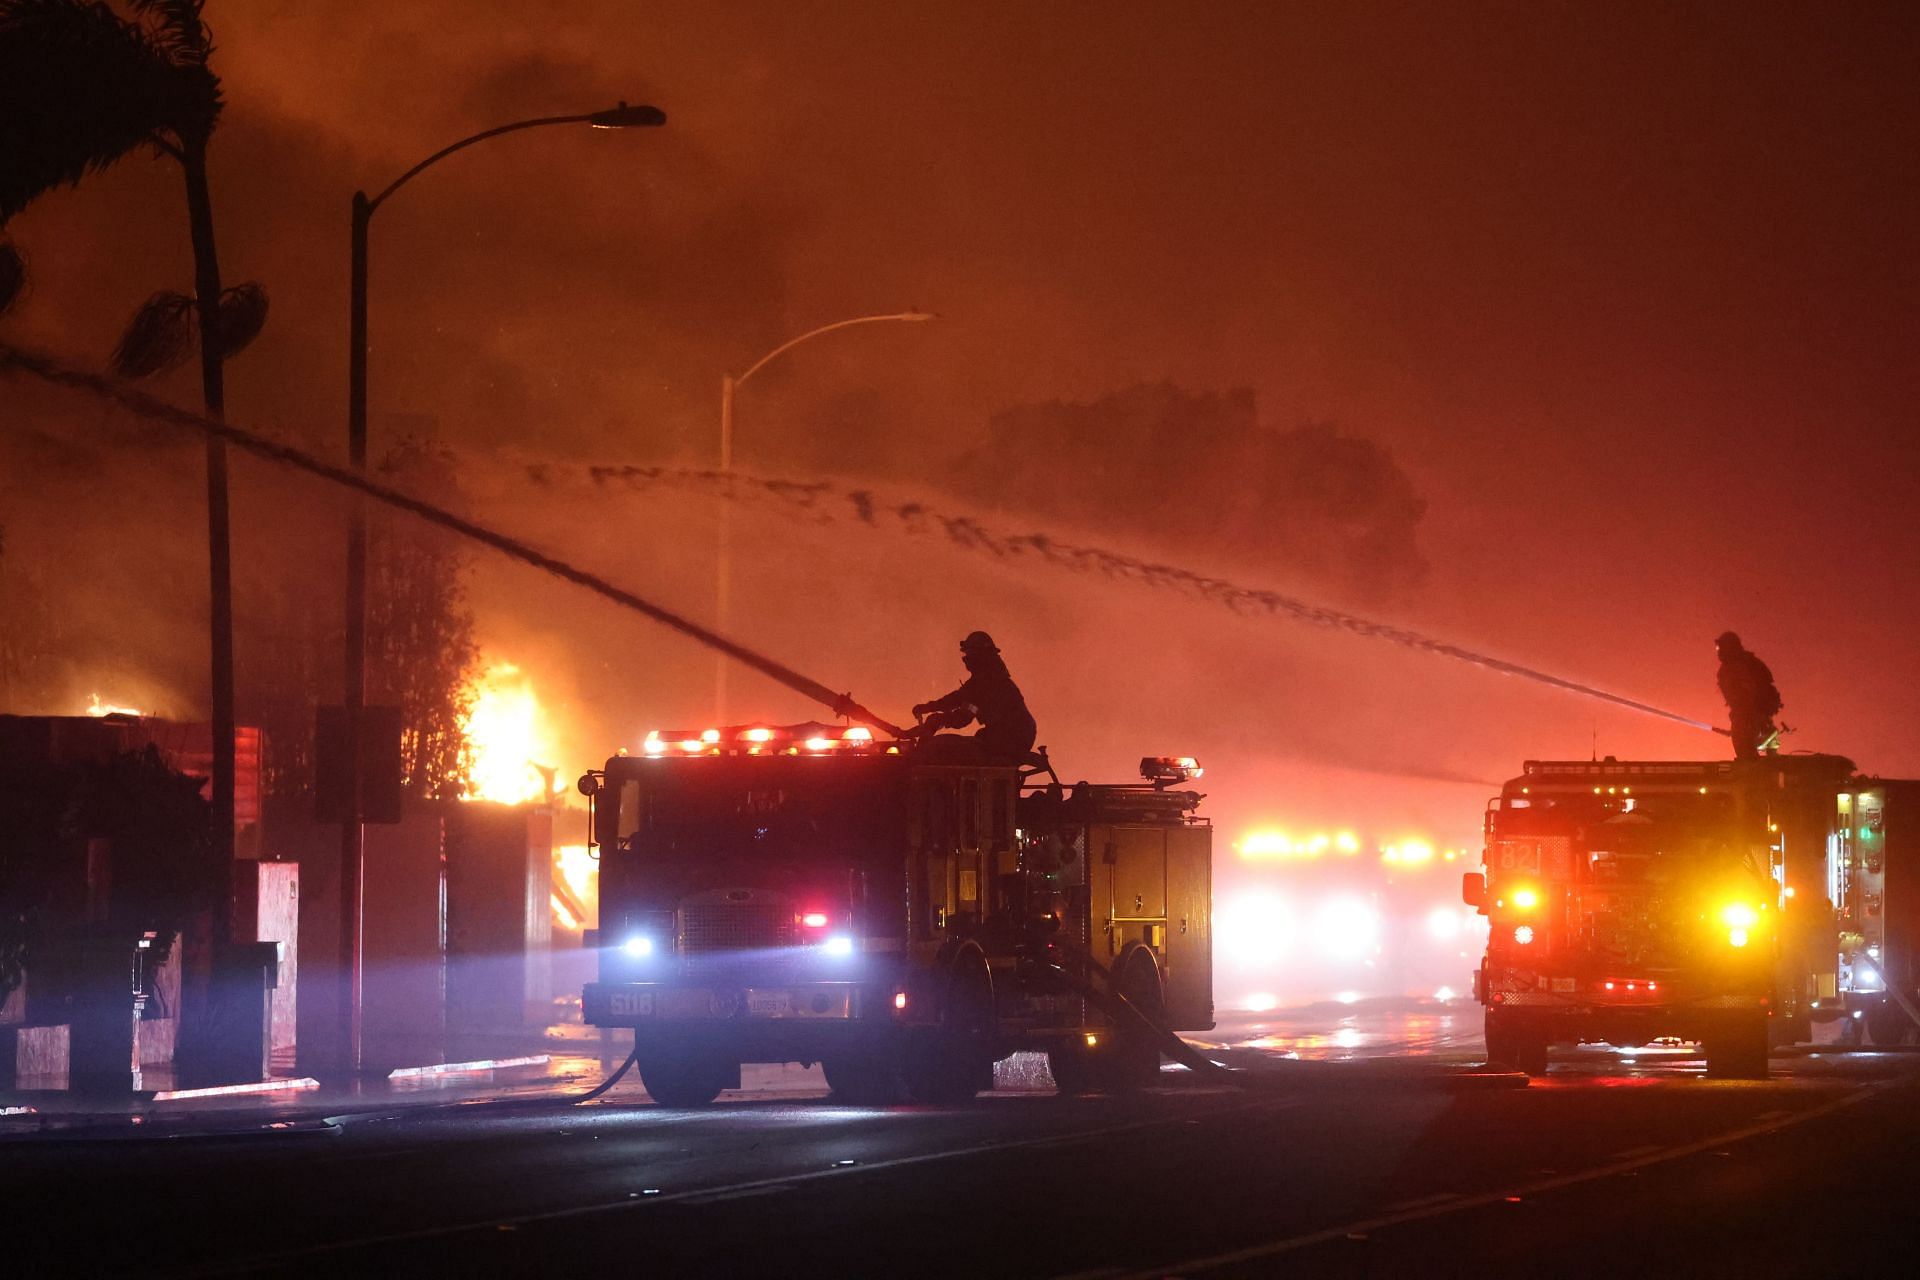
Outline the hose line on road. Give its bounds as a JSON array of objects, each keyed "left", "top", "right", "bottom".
[
  {"left": 567, "top": 1047, "right": 641, "bottom": 1105},
  {"left": 1044, "top": 946, "right": 1528, "bottom": 1092}
]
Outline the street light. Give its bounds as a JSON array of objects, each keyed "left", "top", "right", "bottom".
[
  {"left": 339, "top": 101, "right": 665, "bottom": 1076},
  {"left": 714, "top": 311, "right": 935, "bottom": 717}
]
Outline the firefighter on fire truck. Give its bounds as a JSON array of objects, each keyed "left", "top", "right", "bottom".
[
  {"left": 1716, "top": 631, "right": 1782, "bottom": 761},
  {"left": 911, "top": 630, "right": 1038, "bottom": 763}
]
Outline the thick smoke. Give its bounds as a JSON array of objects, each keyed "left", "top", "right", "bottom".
[{"left": 947, "top": 384, "right": 1428, "bottom": 599}]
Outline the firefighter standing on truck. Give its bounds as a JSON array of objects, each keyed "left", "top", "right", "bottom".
[
  {"left": 1716, "top": 631, "right": 1782, "bottom": 761},
  {"left": 913, "top": 630, "right": 1038, "bottom": 763}
]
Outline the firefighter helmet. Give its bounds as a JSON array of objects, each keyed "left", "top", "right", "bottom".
[
  {"left": 960, "top": 630, "right": 1000, "bottom": 656},
  {"left": 1716, "top": 631, "right": 1742, "bottom": 651}
]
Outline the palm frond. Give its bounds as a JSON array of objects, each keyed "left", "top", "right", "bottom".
[
  {"left": 0, "top": 239, "right": 24, "bottom": 314},
  {"left": 0, "top": 0, "right": 222, "bottom": 220},
  {"left": 128, "top": 0, "right": 207, "bottom": 60},
  {"left": 109, "top": 289, "right": 194, "bottom": 377},
  {"left": 210, "top": 281, "right": 267, "bottom": 358}
]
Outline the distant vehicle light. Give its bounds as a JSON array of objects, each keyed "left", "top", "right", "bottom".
[
  {"left": 1727, "top": 927, "right": 1750, "bottom": 948},
  {"left": 893, "top": 991, "right": 908, "bottom": 1011},
  {"left": 804, "top": 737, "right": 835, "bottom": 752},
  {"left": 843, "top": 727, "right": 873, "bottom": 743},
  {"left": 744, "top": 727, "right": 775, "bottom": 743},
  {"left": 822, "top": 935, "right": 855, "bottom": 957},
  {"left": 1426, "top": 907, "right": 1462, "bottom": 941},
  {"left": 622, "top": 935, "right": 654, "bottom": 958},
  {"left": 1513, "top": 925, "right": 1535, "bottom": 945},
  {"left": 701, "top": 728, "right": 721, "bottom": 743},
  {"left": 678, "top": 738, "right": 702, "bottom": 753},
  {"left": 1511, "top": 888, "right": 1539, "bottom": 910},
  {"left": 642, "top": 732, "right": 666, "bottom": 756},
  {"left": 801, "top": 912, "right": 830, "bottom": 929},
  {"left": 1085, "top": 1032, "right": 1100, "bottom": 1048},
  {"left": 1720, "top": 903, "right": 1760, "bottom": 930}
]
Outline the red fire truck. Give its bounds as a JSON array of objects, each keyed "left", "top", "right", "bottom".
[
  {"left": 579, "top": 724, "right": 1213, "bottom": 1106},
  {"left": 1466, "top": 755, "right": 1920, "bottom": 1078}
]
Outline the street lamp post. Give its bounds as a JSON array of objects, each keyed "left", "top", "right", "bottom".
[
  {"left": 714, "top": 311, "right": 935, "bottom": 718},
  {"left": 340, "top": 102, "right": 664, "bottom": 1075}
]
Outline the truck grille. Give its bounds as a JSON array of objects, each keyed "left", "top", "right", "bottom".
[{"left": 679, "top": 903, "right": 794, "bottom": 953}]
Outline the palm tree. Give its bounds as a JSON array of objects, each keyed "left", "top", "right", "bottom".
[{"left": 0, "top": 1, "right": 266, "bottom": 889}]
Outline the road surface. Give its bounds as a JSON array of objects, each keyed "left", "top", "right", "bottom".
[{"left": 7, "top": 1002, "right": 1916, "bottom": 1278}]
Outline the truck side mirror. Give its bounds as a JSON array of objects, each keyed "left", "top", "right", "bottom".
[{"left": 1461, "top": 872, "right": 1486, "bottom": 909}]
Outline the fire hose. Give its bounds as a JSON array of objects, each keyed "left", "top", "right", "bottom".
[
  {"left": 0, "top": 343, "right": 908, "bottom": 740},
  {"left": 1037, "top": 945, "right": 1526, "bottom": 1091}
]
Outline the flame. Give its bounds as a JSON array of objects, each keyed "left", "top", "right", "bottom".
[
  {"left": 85, "top": 693, "right": 144, "bottom": 718},
  {"left": 551, "top": 843, "right": 598, "bottom": 931},
  {"left": 460, "top": 662, "right": 562, "bottom": 805}
]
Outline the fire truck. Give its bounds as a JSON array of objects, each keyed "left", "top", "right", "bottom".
[
  {"left": 1465, "top": 755, "right": 1920, "bottom": 1078},
  {"left": 579, "top": 723, "right": 1213, "bottom": 1106}
]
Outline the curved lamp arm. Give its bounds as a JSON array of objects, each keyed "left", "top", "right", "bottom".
[
  {"left": 366, "top": 103, "right": 666, "bottom": 215},
  {"left": 736, "top": 311, "right": 936, "bottom": 387}
]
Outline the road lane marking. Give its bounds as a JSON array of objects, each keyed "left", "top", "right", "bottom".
[
  {"left": 198, "top": 1095, "right": 1300, "bottom": 1274},
  {"left": 1098, "top": 1077, "right": 1906, "bottom": 1279}
]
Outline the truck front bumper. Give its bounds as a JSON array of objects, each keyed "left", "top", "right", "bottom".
[{"left": 585, "top": 980, "right": 901, "bottom": 1062}]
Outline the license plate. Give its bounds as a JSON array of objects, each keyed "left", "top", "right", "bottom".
[
  {"left": 746, "top": 990, "right": 792, "bottom": 1017},
  {"left": 609, "top": 991, "right": 654, "bottom": 1017}
]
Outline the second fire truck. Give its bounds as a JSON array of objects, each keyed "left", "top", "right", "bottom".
[{"left": 1467, "top": 754, "right": 1920, "bottom": 1077}]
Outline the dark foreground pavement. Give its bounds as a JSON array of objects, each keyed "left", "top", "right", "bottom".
[{"left": 7, "top": 1007, "right": 1919, "bottom": 1278}]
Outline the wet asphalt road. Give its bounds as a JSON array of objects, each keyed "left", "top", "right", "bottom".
[{"left": 8, "top": 1003, "right": 1920, "bottom": 1278}]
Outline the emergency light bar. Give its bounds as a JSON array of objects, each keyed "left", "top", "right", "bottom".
[
  {"left": 1140, "top": 756, "right": 1204, "bottom": 785},
  {"left": 637, "top": 722, "right": 891, "bottom": 757}
]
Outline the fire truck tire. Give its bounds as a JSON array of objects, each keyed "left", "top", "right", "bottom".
[
  {"left": 902, "top": 958, "right": 994, "bottom": 1105},
  {"left": 638, "top": 1055, "right": 733, "bottom": 1108},
  {"left": 1045, "top": 1045, "right": 1100, "bottom": 1096},
  {"left": 823, "top": 1055, "right": 907, "bottom": 1105},
  {"left": 1484, "top": 1010, "right": 1549, "bottom": 1076},
  {"left": 1703, "top": 1014, "right": 1769, "bottom": 1079},
  {"left": 1865, "top": 1002, "right": 1913, "bottom": 1047}
]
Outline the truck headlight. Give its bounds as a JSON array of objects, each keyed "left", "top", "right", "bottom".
[
  {"left": 822, "top": 935, "right": 855, "bottom": 958},
  {"left": 621, "top": 934, "right": 655, "bottom": 958}
]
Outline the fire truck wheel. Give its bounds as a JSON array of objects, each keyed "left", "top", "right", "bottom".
[
  {"left": 823, "top": 1055, "right": 907, "bottom": 1105},
  {"left": 1484, "top": 1010, "right": 1549, "bottom": 1076},
  {"left": 639, "top": 1055, "right": 733, "bottom": 1108},
  {"left": 1865, "top": 1002, "right": 1914, "bottom": 1048},
  {"left": 1702, "top": 1014, "right": 1770, "bottom": 1079},
  {"left": 902, "top": 959, "right": 994, "bottom": 1105},
  {"left": 1046, "top": 1045, "right": 1100, "bottom": 1096}
]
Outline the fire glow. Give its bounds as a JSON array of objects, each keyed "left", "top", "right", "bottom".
[
  {"left": 461, "top": 662, "right": 563, "bottom": 805},
  {"left": 551, "top": 844, "right": 597, "bottom": 932},
  {"left": 85, "top": 693, "right": 143, "bottom": 718}
]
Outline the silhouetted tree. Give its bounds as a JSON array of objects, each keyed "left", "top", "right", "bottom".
[
  {"left": 367, "top": 442, "right": 480, "bottom": 800},
  {"left": 0, "top": 0, "right": 270, "bottom": 877},
  {"left": 952, "top": 383, "right": 1427, "bottom": 599}
]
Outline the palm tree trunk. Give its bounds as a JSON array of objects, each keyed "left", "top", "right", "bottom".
[{"left": 181, "top": 139, "right": 236, "bottom": 942}]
